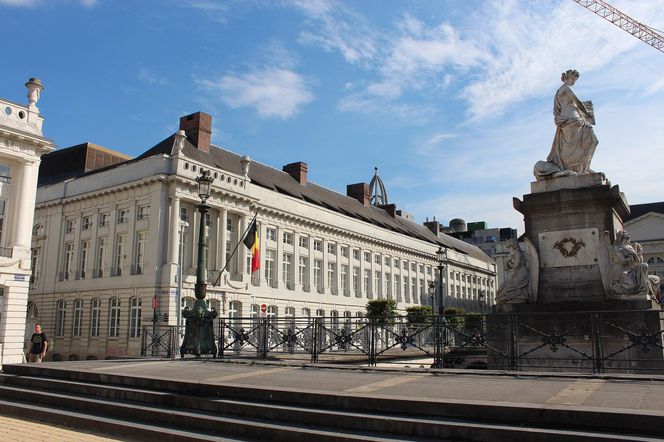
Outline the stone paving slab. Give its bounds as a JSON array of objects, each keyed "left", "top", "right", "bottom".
[
  {"left": 0, "top": 413, "right": 119, "bottom": 441},
  {"left": 14, "top": 358, "right": 664, "bottom": 414}
]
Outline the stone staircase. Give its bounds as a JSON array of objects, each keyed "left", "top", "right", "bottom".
[{"left": 0, "top": 363, "right": 663, "bottom": 441}]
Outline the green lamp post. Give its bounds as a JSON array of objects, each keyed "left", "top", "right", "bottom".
[{"left": 180, "top": 169, "right": 218, "bottom": 358}]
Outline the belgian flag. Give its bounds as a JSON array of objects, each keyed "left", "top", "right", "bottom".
[{"left": 243, "top": 218, "right": 260, "bottom": 273}]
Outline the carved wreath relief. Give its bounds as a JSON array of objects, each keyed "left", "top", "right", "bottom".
[{"left": 553, "top": 237, "right": 586, "bottom": 258}]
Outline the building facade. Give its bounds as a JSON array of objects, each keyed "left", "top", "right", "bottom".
[
  {"left": 29, "top": 112, "right": 495, "bottom": 361},
  {"left": 0, "top": 79, "right": 55, "bottom": 365}
]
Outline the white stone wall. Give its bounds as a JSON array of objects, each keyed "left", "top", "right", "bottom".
[
  {"left": 29, "top": 145, "right": 495, "bottom": 360},
  {"left": 0, "top": 88, "right": 55, "bottom": 366}
]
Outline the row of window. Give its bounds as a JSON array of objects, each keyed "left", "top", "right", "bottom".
[
  {"left": 263, "top": 250, "right": 432, "bottom": 302},
  {"left": 227, "top": 300, "right": 362, "bottom": 322},
  {"left": 54, "top": 297, "right": 142, "bottom": 339},
  {"left": 32, "top": 231, "right": 149, "bottom": 283},
  {"left": 264, "top": 227, "right": 434, "bottom": 273},
  {"left": 63, "top": 205, "right": 151, "bottom": 234}
]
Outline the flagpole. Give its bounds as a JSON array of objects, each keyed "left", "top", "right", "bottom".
[{"left": 212, "top": 212, "right": 258, "bottom": 286}]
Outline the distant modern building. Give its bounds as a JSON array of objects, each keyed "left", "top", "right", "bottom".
[
  {"left": 28, "top": 112, "right": 495, "bottom": 361},
  {"left": 424, "top": 218, "right": 517, "bottom": 310},
  {"left": 0, "top": 79, "right": 55, "bottom": 365},
  {"left": 624, "top": 202, "right": 664, "bottom": 293}
]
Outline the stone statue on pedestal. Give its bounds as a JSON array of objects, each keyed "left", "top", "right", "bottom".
[{"left": 534, "top": 69, "right": 599, "bottom": 180}]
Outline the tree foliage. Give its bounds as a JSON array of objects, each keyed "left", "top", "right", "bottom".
[
  {"left": 405, "top": 306, "right": 432, "bottom": 324},
  {"left": 365, "top": 299, "right": 398, "bottom": 325}
]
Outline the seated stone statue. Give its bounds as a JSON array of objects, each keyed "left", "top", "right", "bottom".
[
  {"left": 496, "top": 238, "right": 531, "bottom": 303},
  {"left": 605, "top": 230, "right": 660, "bottom": 300},
  {"left": 534, "top": 69, "right": 599, "bottom": 180}
]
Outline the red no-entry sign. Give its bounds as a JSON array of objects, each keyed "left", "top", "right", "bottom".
[{"left": 260, "top": 303, "right": 267, "bottom": 313}]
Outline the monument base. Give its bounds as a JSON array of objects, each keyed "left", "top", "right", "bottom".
[
  {"left": 487, "top": 301, "right": 664, "bottom": 373},
  {"left": 514, "top": 178, "right": 629, "bottom": 303}
]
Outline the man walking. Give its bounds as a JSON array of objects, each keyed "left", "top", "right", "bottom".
[{"left": 27, "top": 324, "right": 48, "bottom": 363}]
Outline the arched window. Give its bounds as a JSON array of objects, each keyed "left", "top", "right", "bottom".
[
  {"left": 284, "top": 306, "right": 295, "bottom": 330},
  {"left": 315, "top": 308, "right": 325, "bottom": 318},
  {"left": 343, "top": 311, "right": 352, "bottom": 326},
  {"left": 229, "top": 300, "right": 242, "bottom": 328},
  {"left": 129, "top": 297, "right": 142, "bottom": 338},
  {"left": 649, "top": 257, "right": 664, "bottom": 264},
  {"left": 26, "top": 301, "right": 39, "bottom": 319},
  {"left": 90, "top": 298, "right": 100, "bottom": 337},
  {"left": 72, "top": 299, "right": 83, "bottom": 337},
  {"left": 250, "top": 304, "right": 259, "bottom": 318},
  {"left": 301, "top": 307, "right": 311, "bottom": 317},
  {"left": 267, "top": 305, "right": 278, "bottom": 323},
  {"left": 330, "top": 310, "right": 339, "bottom": 330},
  {"left": 55, "top": 300, "right": 66, "bottom": 337},
  {"left": 108, "top": 297, "right": 121, "bottom": 337}
]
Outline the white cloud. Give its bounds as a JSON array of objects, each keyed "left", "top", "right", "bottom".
[
  {"left": 198, "top": 67, "right": 314, "bottom": 119},
  {"left": 138, "top": 67, "right": 167, "bottom": 86},
  {"left": 292, "top": 0, "right": 377, "bottom": 65}
]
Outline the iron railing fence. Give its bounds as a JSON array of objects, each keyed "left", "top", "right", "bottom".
[{"left": 140, "top": 309, "right": 664, "bottom": 374}]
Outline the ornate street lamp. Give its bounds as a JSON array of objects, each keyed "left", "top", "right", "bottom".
[
  {"left": 429, "top": 281, "right": 436, "bottom": 318},
  {"left": 432, "top": 246, "right": 448, "bottom": 370},
  {"left": 180, "top": 169, "right": 218, "bottom": 358},
  {"left": 436, "top": 246, "right": 447, "bottom": 316},
  {"left": 479, "top": 290, "right": 486, "bottom": 315}
]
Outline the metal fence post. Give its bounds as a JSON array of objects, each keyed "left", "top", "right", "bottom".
[
  {"left": 218, "top": 318, "right": 225, "bottom": 359},
  {"left": 369, "top": 318, "right": 376, "bottom": 366},
  {"left": 591, "top": 312, "right": 604, "bottom": 374},
  {"left": 140, "top": 326, "right": 146, "bottom": 357},
  {"left": 508, "top": 314, "right": 519, "bottom": 371},
  {"left": 261, "top": 318, "right": 268, "bottom": 360}
]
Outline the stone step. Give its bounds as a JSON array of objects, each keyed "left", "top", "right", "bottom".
[
  {"left": 0, "top": 384, "right": 430, "bottom": 442},
  {"left": 0, "top": 374, "right": 660, "bottom": 442},
  {"left": 3, "top": 364, "right": 663, "bottom": 440},
  {"left": 0, "top": 399, "right": 239, "bottom": 442}
]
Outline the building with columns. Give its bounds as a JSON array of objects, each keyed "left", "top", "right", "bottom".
[
  {"left": 0, "top": 79, "right": 55, "bottom": 365},
  {"left": 28, "top": 112, "right": 495, "bottom": 361}
]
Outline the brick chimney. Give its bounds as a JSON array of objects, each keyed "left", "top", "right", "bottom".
[
  {"left": 179, "top": 112, "right": 212, "bottom": 153},
  {"left": 347, "top": 182, "right": 369, "bottom": 206},
  {"left": 283, "top": 161, "right": 308, "bottom": 185},
  {"left": 424, "top": 219, "right": 440, "bottom": 235},
  {"left": 378, "top": 204, "right": 397, "bottom": 218}
]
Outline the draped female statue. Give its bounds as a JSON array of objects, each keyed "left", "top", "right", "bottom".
[{"left": 534, "top": 69, "right": 599, "bottom": 179}]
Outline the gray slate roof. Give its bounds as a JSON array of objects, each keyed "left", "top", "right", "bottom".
[
  {"left": 56, "top": 133, "right": 494, "bottom": 264},
  {"left": 161, "top": 136, "right": 492, "bottom": 264},
  {"left": 624, "top": 202, "right": 664, "bottom": 223}
]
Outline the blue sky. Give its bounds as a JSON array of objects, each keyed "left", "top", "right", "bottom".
[{"left": 2, "top": 0, "right": 664, "bottom": 232}]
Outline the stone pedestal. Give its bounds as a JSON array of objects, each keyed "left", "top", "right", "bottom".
[
  {"left": 487, "top": 300, "right": 664, "bottom": 373},
  {"left": 487, "top": 174, "right": 663, "bottom": 373},
  {"left": 513, "top": 176, "right": 629, "bottom": 303}
]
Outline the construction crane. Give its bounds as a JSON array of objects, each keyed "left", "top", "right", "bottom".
[{"left": 569, "top": 0, "right": 664, "bottom": 53}]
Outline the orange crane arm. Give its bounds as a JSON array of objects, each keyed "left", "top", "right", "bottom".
[{"left": 570, "top": 0, "right": 664, "bottom": 53}]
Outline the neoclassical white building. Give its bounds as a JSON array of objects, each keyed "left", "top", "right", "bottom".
[
  {"left": 29, "top": 112, "right": 495, "bottom": 361},
  {"left": 0, "top": 79, "right": 55, "bottom": 365}
]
